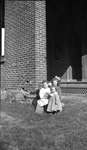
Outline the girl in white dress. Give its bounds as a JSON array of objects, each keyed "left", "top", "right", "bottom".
[{"left": 35, "top": 80, "right": 50, "bottom": 113}]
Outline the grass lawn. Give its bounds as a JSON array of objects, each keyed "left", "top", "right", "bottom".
[{"left": 0, "top": 95, "right": 87, "bottom": 150}]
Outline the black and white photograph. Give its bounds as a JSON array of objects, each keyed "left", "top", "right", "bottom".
[{"left": 0, "top": 0, "right": 87, "bottom": 149}]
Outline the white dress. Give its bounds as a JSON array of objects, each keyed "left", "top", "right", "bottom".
[{"left": 37, "top": 87, "right": 50, "bottom": 106}]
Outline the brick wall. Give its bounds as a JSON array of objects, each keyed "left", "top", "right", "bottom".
[
  {"left": 1, "top": 0, "right": 47, "bottom": 91},
  {"left": 1, "top": 1, "right": 35, "bottom": 91},
  {"left": 1, "top": 62, "right": 6, "bottom": 89},
  {"left": 35, "top": 1, "right": 47, "bottom": 88}
]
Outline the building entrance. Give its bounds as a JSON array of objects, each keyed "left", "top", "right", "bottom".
[{"left": 46, "top": 0, "right": 82, "bottom": 81}]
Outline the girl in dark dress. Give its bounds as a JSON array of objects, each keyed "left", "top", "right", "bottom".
[{"left": 47, "top": 76, "right": 64, "bottom": 113}]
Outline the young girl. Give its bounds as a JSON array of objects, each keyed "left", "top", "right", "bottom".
[
  {"left": 35, "top": 80, "right": 51, "bottom": 113},
  {"left": 47, "top": 86, "right": 64, "bottom": 113},
  {"left": 52, "top": 76, "right": 61, "bottom": 100}
]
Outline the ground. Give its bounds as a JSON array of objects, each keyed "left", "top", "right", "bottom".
[{"left": 0, "top": 95, "right": 87, "bottom": 150}]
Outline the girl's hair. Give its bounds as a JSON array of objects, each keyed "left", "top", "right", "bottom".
[
  {"left": 52, "top": 78, "right": 61, "bottom": 86},
  {"left": 42, "top": 80, "right": 48, "bottom": 84},
  {"left": 52, "top": 78, "right": 57, "bottom": 82}
]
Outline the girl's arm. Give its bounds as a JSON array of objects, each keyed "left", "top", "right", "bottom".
[
  {"left": 58, "top": 87, "right": 62, "bottom": 100},
  {"left": 39, "top": 88, "right": 44, "bottom": 99}
]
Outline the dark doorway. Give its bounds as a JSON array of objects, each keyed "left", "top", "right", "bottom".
[{"left": 46, "top": 0, "right": 82, "bottom": 81}]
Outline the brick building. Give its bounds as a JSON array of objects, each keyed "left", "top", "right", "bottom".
[{"left": 1, "top": 0, "right": 87, "bottom": 93}]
